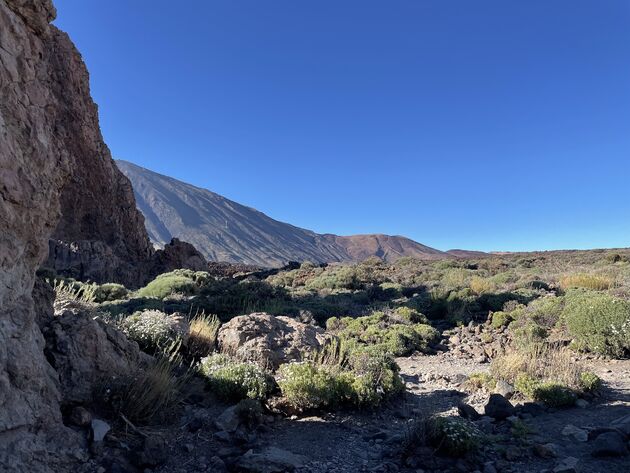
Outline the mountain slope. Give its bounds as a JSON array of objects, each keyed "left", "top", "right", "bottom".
[{"left": 116, "top": 160, "right": 451, "bottom": 266}]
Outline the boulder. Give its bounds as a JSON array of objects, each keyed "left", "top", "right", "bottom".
[
  {"left": 591, "top": 431, "right": 627, "bottom": 457},
  {"left": 561, "top": 425, "right": 588, "bottom": 443},
  {"left": 611, "top": 414, "right": 630, "bottom": 438},
  {"left": 484, "top": 394, "right": 515, "bottom": 420},
  {"left": 494, "top": 380, "right": 515, "bottom": 399},
  {"left": 457, "top": 402, "right": 481, "bottom": 420},
  {"left": 43, "top": 300, "right": 149, "bottom": 403},
  {"left": 217, "top": 313, "right": 329, "bottom": 370}
]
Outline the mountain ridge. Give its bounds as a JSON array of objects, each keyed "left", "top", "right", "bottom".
[{"left": 116, "top": 160, "right": 458, "bottom": 266}]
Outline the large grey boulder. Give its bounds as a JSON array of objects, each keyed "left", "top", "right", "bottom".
[{"left": 217, "top": 313, "right": 329, "bottom": 370}]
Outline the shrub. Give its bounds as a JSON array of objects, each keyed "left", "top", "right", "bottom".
[
  {"left": 470, "top": 276, "right": 496, "bottom": 295},
  {"left": 490, "top": 311, "right": 513, "bottom": 329},
  {"left": 348, "top": 349, "right": 404, "bottom": 407},
  {"left": 53, "top": 278, "right": 97, "bottom": 303},
  {"left": 562, "top": 290, "right": 630, "bottom": 357},
  {"left": 137, "top": 273, "right": 197, "bottom": 299},
  {"left": 428, "top": 417, "right": 481, "bottom": 457},
  {"left": 199, "top": 354, "right": 274, "bottom": 400},
  {"left": 514, "top": 374, "right": 576, "bottom": 407},
  {"left": 578, "top": 372, "right": 602, "bottom": 392},
  {"left": 188, "top": 312, "right": 220, "bottom": 359},
  {"left": 277, "top": 362, "right": 353, "bottom": 410},
  {"left": 120, "top": 310, "right": 185, "bottom": 354},
  {"left": 327, "top": 311, "right": 439, "bottom": 357},
  {"left": 559, "top": 273, "right": 612, "bottom": 291},
  {"left": 465, "top": 372, "right": 496, "bottom": 391},
  {"left": 94, "top": 283, "right": 129, "bottom": 302}
]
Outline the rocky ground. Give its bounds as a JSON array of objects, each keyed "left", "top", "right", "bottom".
[{"left": 70, "top": 326, "right": 630, "bottom": 473}]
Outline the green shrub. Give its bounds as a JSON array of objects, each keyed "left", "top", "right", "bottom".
[
  {"left": 491, "top": 311, "right": 513, "bottom": 329},
  {"left": 465, "top": 372, "right": 496, "bottom": 391},
  {"left": 327, "top": 311, "right": 438, "bottom": 357},
  {"left": 120, "top": 310, "right": 185, "bottom": 353},
  {"left": 277, "top": 362, "right": 354, "bottom": 410},
  {"left": 348, "top": 349, "right": 404, "bottom": 407},
  {"left": 199, "top": 354, "right": 274, "bottom": 400},
  {"left": 562, "top": 290, "right": 630, "bottom": 357},
  {"left": 428, "top": 417, "right": 481, "bottom": 457},
  {"left": 578, "top": 372, "right": 602, "bottom": 392},
  {"left": 137, "top": 273, "right": 197, "bottom": 299},
  {"left": 94, "top": 283, "right": 129, "bottom": 302},
  {"left": 515, "top": 374, "right": 576, "bottom": 407}
]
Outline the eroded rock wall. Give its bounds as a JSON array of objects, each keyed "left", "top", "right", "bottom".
[{"left": 0, "top": 0, "right": 142, "bottom": 469}]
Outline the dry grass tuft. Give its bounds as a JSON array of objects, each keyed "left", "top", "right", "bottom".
[
  {"left": 188, "top": 312, "right": 221, "bottom": 359},
  {"left": 559, "top": 273, "right": 613, "bottom": 291},
  {"left": 469, "top": 276, "right": 496, "bottom": 295},
  {"left": 491, "top": 344, "right": 581, "bottom": 389}
]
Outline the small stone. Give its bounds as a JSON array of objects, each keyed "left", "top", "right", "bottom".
[
  {"left": 215, "top": 405, "right": 240, "bottom": 433},
  {"left": 553, "top": 456, "right": 579, "bottom": 473},
  {"left": 574, "top": 399, "right": 589, "bottom": 408},
  {"left": 611, "top": 414, "right": 630, "bottom": 437},
  {"left": 213, "top": 431, "right": 231, "bottom": 442},
  {"left": 534, "top": 443, "right": 559, "bottom": 459},
  {"left": 561, "top": 425, "right": 587, "bottom": 442},
  {"left": 591, "top": 431, "right": 627, "bottom": 457},
  {"left": 495, "top": 380, "right": 515, "bottom": 399},
  {"left": 208, "top": 456, "right": 227, "bottom": 473},
  {"left": 184, "top": 443, "right": 194, "bottom": 453},
  {"left": 90, "top": 419, "right": 110, "bottom": 443},
  {"left": 69, "top": 406, "right": 92, "bottom": 427}
]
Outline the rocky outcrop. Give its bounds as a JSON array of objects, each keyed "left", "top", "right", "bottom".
[
  {"left": 44, "top": 299, "right": 149, "bottom": 404},
  {"left": 0, "top": 0, "right": 171, "bottom": 469},
  {"left": 217, "top": 313, "right": 329, "bottom": 370}
]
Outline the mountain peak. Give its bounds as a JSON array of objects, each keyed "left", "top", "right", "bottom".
[{"left": 116, "top": 160, "right": 453, "bottom": 267}]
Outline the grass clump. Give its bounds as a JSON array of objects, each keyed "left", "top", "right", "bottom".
[
  {"left": 559, "top": 273, "right": 613, "bottom": 291},
  {"left": 562, "top": 290, "right": 630, "bottom": 358},
  {"left": 188, "top": 312, "right": 220, "bottom": 359},
  {"left": 120, "top": 310, "right": 186, "bottom": 354},
  {"left": 199, "top": 354, "right": 274, "bottom": 401},
  {"left": 470, "top": 276, "right": 496, "bottom": 295},
  {"left": 100, "top": 354, "right": 189, "bottom": 425},
  {"left": 428, "top": 416, "right": 482, "bottom": 457}
]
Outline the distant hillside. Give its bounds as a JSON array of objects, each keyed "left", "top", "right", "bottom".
[
  {"left": 446, "top": 249, "right": 489, "bottom": 258},
  {"left": 116, "top": 160, "right": 453, "bottom": 267}
]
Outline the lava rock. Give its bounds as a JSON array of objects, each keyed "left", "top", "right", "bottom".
[
  {"left": 484, "top": 394, "right": 515, "bottom": 420},
  {"left": 591, "top": 431, "right": 628, "bottom": 457},
  {"left": 69, "top": 406, "right": 92, "bottom": 427}
]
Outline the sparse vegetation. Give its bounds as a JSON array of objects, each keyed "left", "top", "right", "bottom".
[
  {"left": 427, "top": 416, "right": 482, "bottom": 457},
  {"left": 120, "top": 310, "right": 186, "bottom": 354},
  {"left": 199, "top": 353, "right": 275, "bottom": 400},
  {"left": 187, "top": 311, "right": 221, "bottom": 359}
]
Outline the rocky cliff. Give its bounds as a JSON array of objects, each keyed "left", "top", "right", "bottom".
[{"left": 0, "top": 1, "right": 202, "bottom": 469}]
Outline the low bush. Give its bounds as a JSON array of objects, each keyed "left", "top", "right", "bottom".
[
  {"left": 470, "top": 276, "right": 496, "bottom": 295},
  {"left": 94, "top": 283, "right": 129, "bottom": 303},
  {"left": 428, "top": 416, "right": 482, "bottom": 457},
  {"left": 514, "top": 374, "right": 576, "bottom": 407},
  {"left": 347, "top": 349, "right": 405, "bottom": 407},
  {"left": 277, "top": 362, "right": 354, "bottom": 410},
  {"left": 327, "top": 311, "right": 438, "bottom": 357},
  {"left": 490, "top": 311, "right": 513, "bottom": 329},
  {"left": 137, "top": 272, "right": 198, "bottom": 299},
  {"left": 120, "top": 310, "right": 185, "bottom": 354},
  {"left": 199, "top": 354, "right": 274, "bottom": 400},
  {"left": 578, "top": 371, "right": 602, "bottom": 392},
  {"left": 562, "top": 290, "right": 630, "bottom": 357},
  {"left": 465, "top": 372, "right": 496, "bottom": 391}
]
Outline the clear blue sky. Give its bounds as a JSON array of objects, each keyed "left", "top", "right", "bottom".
[{"left": 53, "top": 0, "right": 630, "bottom": 252}]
